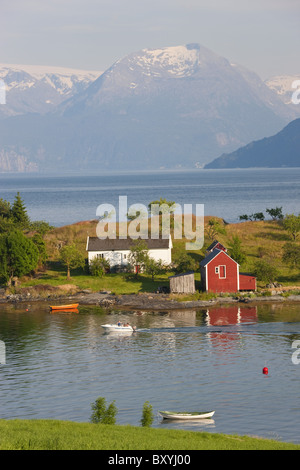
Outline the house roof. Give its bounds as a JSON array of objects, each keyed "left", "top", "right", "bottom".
[
  {"left": 200, "top": 248, "right": 239, "bottom": 267},
  {"left": 206, "top": 240, "right": 227, "bottom": 252},
  {"left": 86, "top": 236, "right": 171, "bottom": 252}
]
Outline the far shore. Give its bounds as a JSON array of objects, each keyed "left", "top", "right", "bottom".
[{"left": 2, "top": 287, "right": 300, "bottom": 311}]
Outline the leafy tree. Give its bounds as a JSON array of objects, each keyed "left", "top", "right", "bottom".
[
  {"left": 0, "top": 216, "right": 14, "bottom": 234},
  {"left": 89, "top": 256, "right": 110, "bottom": 277},
  {"left": 266, "top": 207, "right": 283, "bottom": 220},
  {"left": 253, "top": 259, "right": 278, "bottom": 284},
  {"left": 31, "top": 233, "right": 48, "bottom": 266},
  {"left": 11, "top": 192, "right": 30, "bottom": 227},
  {"left": 29, "top": 220, "right": 53, "bottom": 236},
  {"left": 141, "top": 401, "right": 154, "bottom": 427},
  {"left": 0, "top": 230, "right": 39, "bottom": 285},
  {"left": 145, "top": 257, "right": 166, "bottom": 281},
  {"left": 228, "top": 236, "right": 246, "bottom": 265},
  {"left": 172, "top": 248, "right": 198, "bottom": 273},
  {"left": 239, "top": 212, "right": 265, "bottom": 221},
  {"left": 252, "top": 212, "right": 265, "bottom": 221},
  {"left": 283, "top": 214, "right": 300, "bottom": 241},
  {"left": 148, "top": 198, "right": 177, "bottom": 232},
  {"left": 148, "top": 197, "right": 176, "bottom": 214},
  {"left": 60, "top": 244, "right": 85, "bottom": 279},
  {"left": 129, "top": 239, "right": 149, "bottom": 276},
  {"left": 282, "top": 242, "right": 300, "bottom": 268},
  {"left": 205, "top": 218, "right": 226, "bottom": 242},
  {"left": 90, "top": 397, "right": 117, "bottom": 425}
]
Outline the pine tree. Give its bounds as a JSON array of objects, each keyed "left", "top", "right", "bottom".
[{"left": 11, "top": 192, "right": 30, "bottom": 227}]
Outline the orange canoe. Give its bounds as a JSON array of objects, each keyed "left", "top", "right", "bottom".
[{"left": 50, "top": 304, "right": 79, "bottom": 311}]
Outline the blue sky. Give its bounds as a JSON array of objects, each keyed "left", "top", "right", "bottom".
[{"left": 2, "top": 0, "right": 299, "bottom": 78}]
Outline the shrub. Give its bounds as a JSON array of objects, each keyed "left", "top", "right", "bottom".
[
  {"left": 253, "top": 260, "right": 278, "bottom": 284},
  {"left": 90, "top": 397, "right": 117, "bottom": 425},
  {"left": 89, "top": 257, "right": 110, "bottom": 276},
  {"left": 141, "top": 401, "right": 154, "bottom": 427}
]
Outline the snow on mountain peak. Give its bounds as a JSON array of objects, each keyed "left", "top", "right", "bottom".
[
  {"left": 133, "top": 44, "right": 201, "bottom": 78},
  {"left": 0, "top": 63, "right": 102, "bottom": 116}
]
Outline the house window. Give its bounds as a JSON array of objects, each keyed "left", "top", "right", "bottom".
[
  {"left": 215, "top": 266, "right": 219, "bottom": 274},
  {"left": 124, "top": 254, "right": 127, "bottom": 260},
  {"left": 97, "top": 253, "right": 104, "bottom": 259},
  {"left": 219, "top": 265, "right": 226, "bottom": 278}
]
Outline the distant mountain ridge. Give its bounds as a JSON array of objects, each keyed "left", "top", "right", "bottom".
[
  {"left": 204, "top": 118, "right": 300, "bottom": 169},
  {"left": 0, "top": 44, "right": 298, "bottom": 172},
  {"left": 0, "top": 63, "right": 102, "bottom": 117}
]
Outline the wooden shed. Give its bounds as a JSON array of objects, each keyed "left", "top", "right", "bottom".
[{"left": 169, "top": 271, "right": 195, "bottom": 294}]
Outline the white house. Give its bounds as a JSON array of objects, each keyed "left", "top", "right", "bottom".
[{"left": 86, "top": 236, "right": 172, "bottom": 270}]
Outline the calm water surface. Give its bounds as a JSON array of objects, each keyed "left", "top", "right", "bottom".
[
  {"left": 0, "top": 168, "right": 299, "bottom": 226},
  {"left": 0, "top": 302, "right": 300, "bottom": 444}
]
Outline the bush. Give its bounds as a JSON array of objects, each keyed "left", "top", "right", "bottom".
[
  {"left": 141, "top": 401, "right": 154, "bottom": 427},
  {"left": 90, "top": 397, "right": 117, "bottom": 425},
  {"left": 253, "top": 260, "right": 278, "bottom": 284},
  {"left": 89, "top": 257, "right": 110, "bottom": 276}
]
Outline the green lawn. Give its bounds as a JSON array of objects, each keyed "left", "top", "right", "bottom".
[
  {"left": 0, "top": 419, "right": 299, "bottom": 450},
  {"left": 20, "top": 261, "right": 174, "bottom": 295}
]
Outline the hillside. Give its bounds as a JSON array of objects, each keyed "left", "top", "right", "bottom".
[
  {"left": 15, "top": 217, "right": 298, "bottom": 297},
  {"left": 205, "top": 118, "right": 300, "bottom": 169}
]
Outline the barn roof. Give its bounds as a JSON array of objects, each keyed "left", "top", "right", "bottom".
[
  {"left": 86, "top": 236, "right": 171, "bottom": 251},
  {"left": 200, "top": 248, "right": 239, "bottom": 267},
  {"left": 206, "top": 240, "right": 227, "bottom": 252}
]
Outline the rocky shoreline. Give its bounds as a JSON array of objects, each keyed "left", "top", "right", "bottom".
[{"left": 1, "top": 285, "right": 300, "bottom": 311}]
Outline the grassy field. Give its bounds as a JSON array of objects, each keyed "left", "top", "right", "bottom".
[
  {"left": 16, "top": 217, "right": 299, "bottom": 296},
  {"left": 0, "top": 419, "right": 299, "bottom": 450}
]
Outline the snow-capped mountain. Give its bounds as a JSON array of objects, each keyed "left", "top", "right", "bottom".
[
  {"left": 0, "top": 63, "right": 102, "bottom": 117},
  {"left": 0, "top": 44, "right": 297, "bottom": 172}
]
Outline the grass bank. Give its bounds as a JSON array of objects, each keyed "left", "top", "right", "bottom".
[{"left": 0, "top": 419, "right": 299, "bottom": 450}]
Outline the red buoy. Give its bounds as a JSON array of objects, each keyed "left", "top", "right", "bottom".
[{"left": 262, "top": 367, "right": 268, "bottom": 375}]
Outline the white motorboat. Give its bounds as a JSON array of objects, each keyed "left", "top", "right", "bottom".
[
  {"left": 101, "top": 324, "right": 135, "bottom": 332},
  {"left": 159, "top": 410, "right": 215, "bottom": 420}
]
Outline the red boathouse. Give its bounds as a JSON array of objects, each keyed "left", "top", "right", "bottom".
[{"left": 200, "top": 246, "right": 256, "bottom": 293}]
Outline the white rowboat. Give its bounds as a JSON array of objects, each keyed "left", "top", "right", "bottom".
[
  {"left": 101, "top": 324, "right": 135, "bottom": 332},
  {"left": 159, "top": 410, "right": 215, "bottom": 420}
]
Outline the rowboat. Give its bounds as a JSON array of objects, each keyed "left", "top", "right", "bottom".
[
  {"left": 159, "top": 410, "right": 215, "bottom": 420},
  {"left": 50, "top": 304, "right": 79, "bottom": 311},
  {"left": 50, "top": 308, "right": 79, "bottom": 314},
  {"left": 101, "top": 324, "right": 135, "bottom": 332}
]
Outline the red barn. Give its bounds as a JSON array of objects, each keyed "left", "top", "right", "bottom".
[{"left": 200, "top": 247, "right": 256, "bottom": 293}]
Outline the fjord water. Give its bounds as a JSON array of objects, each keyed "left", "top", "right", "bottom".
[
  {"left": 0, "top": 168, "right": 299, "bottom": 226},
  {"left": 0, "top": 302, "right": 300, "bottom": 444}
]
